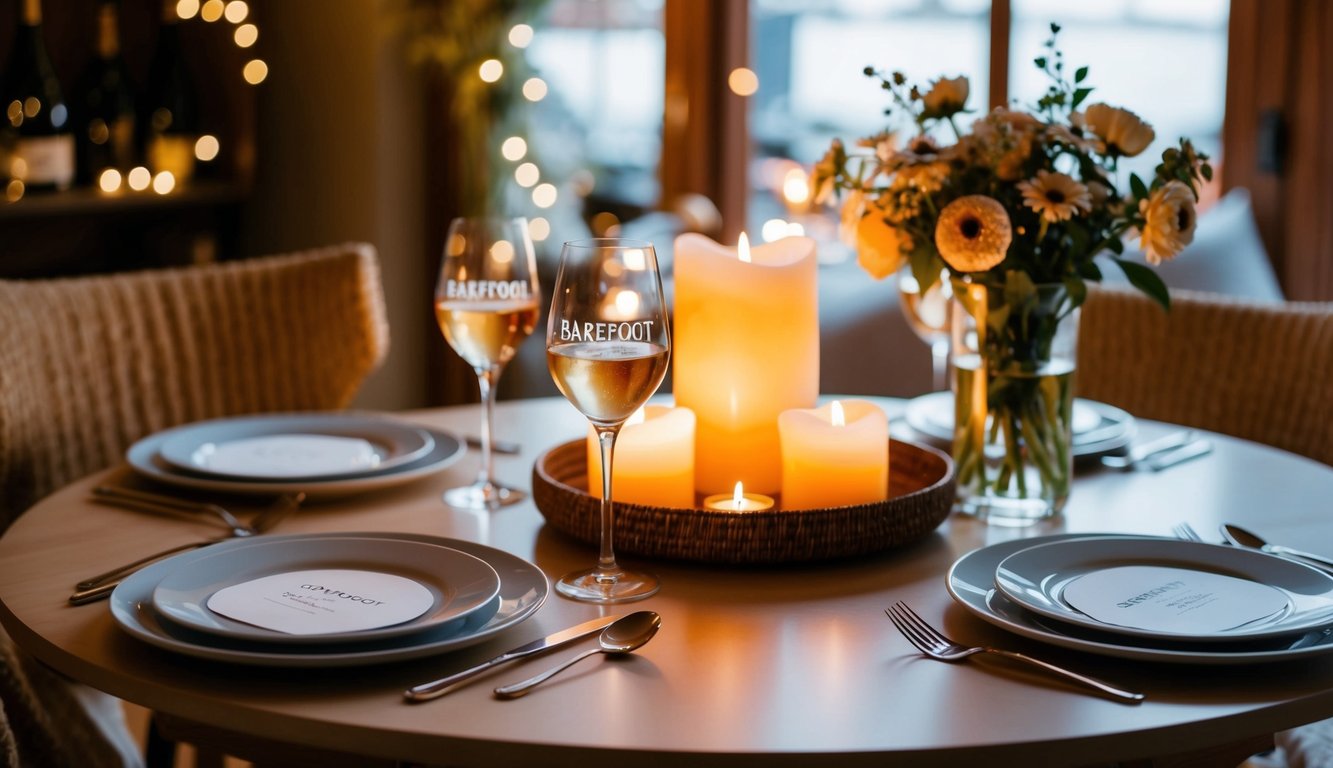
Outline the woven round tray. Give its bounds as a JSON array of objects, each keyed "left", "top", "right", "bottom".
[{"left": 531, "top": 438, "right": 955, "bottom": 564}]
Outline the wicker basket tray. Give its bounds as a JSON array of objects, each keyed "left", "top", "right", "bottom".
[{"left": 531, "top": 438, "right": 955, "bottom": 564}]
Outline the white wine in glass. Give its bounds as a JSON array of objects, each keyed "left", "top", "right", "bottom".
[
  {"left": 897, "top": 265, "right": 953, "bottom": 392},
  {"left": 434, "top": 216, "right": 540, "bottom": 510},
  {"left": 547, "top": 238, "right": 670, "bottom": 603}
]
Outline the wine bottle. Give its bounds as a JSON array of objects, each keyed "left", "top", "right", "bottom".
[
  {"left": 142, "top": 0, "right": 198, "bottom": 183},
  {"left": 1, "top": 0, "right": 76, "bottom": 194},
  {"left": 75, "top": 0, "right": 137, "bottom": 188}
]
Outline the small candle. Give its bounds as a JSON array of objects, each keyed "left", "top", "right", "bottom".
[
  {"left": 673, "top": 231, "right": 819, "bottom": 495},
  {"left": 778, "top": 399, "right": 889, "bottom": 510},
  {"left": 703, "top": 482, "right": 774, "bottom": 513},
  {"left": 587, "top": 405, "right": 696, "bottom": 508}
]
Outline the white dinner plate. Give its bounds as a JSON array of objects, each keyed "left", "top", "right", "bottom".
[
  {"left": 903, "top": 392, "right": 1135, "bottom": 457},
  {"left": 994, "top": 536, "right": 1333, "bottom": 642},
  {"left": 947, "top": 534, "right": 1333, "bottom": 665},
  {"left": 110, "top": 533, "right": 548, "bottom": 667},
  {"left": 126, "top": 416, "right": 465, "bottom": 497},
  {"left": 157, "top": 415, "right": 435, "bottom": 481},
  {"left": 152, "top": 537, "right": 500, "bottom": 644}
]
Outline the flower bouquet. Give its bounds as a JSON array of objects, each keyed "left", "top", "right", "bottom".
[{"left": 813, "top": 25, "right": 1212, "bottom": 522}]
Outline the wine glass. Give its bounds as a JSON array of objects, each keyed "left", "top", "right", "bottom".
[
  {"left": 897, "top": 264, "right": 953, "bottom": 392},
  {"left": 434, "top": 216, "right": 541, "bottom": 510},
  {"left": 546, "top": 238, "right": 670, "bottom": 603}
]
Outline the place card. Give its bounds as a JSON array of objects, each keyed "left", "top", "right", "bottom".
[
  {"left": 1062, "top": 565, "right": 1289, "bottom": 635},
  {"left": 206, "top": 569, "right": 434, "bottom": 635},
  {"left": 193, "top": 435, "right": 381, "bottom": 477}
]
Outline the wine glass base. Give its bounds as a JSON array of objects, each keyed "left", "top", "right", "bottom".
[
  {"left": 556, "top": 567, "right": 659, "bottom": 604},
  {"left": 442, "top": 481, "right": 525, "bottom": 511}
]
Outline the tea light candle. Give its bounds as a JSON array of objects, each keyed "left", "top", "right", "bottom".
[
  {"left": 673, "top": 232, "right": 819, "bottom": 495},
  {"left": 778, "top": 399, "right": 889, "bottom": 510},
  {"left": 703, "top": 482, "right": 774, "bottom": 512},
  {"left": 586, "top": 405, "right": 696, "bottom": 508}
]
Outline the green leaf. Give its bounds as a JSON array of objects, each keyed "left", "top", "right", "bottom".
[
  {"left": 1034, "top": 56, "right": 1047, "bottom": 69},
  {"left": 910, "top": 251, "right": 946, "bottom": 295},
  {"left": 1077, "top": 259, "right": 1104, "bottom": 281},
  {"left": 1063, "top": 276, "right": 1087, "bottom": 309},
  {"left": 1129, "top": 173, "right": 1148, "bottom": 201},
  {"left": 1201, "top": 164, "right": 1214, "bottom": 181},
  {"left": 1004, "top": 270, "right": 1037, "bottom": 310},
  {"left": 1074, "top": 66, "right": 1088, "bottom": 83},
  {"left": 1113, "top": 259, "right": 1171, "bottom": 311},
  {"left": 1071, "top": 87, "right": 1092, "bottom": 109}
]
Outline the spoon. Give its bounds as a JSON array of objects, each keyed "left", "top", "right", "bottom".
[
  {"left": 493, "top": 611, "right": 660, "bottom": 699},
  {"left": 1220, "top": 524, "right": 1333, "bottom": 573}
]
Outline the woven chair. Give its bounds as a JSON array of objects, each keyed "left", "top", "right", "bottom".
[
  {"left": 1077, "top": 286, "right": 1333, "bottom": 466},
  {"left": 0, "top": 243, "right": 389, "bottom": 768}
]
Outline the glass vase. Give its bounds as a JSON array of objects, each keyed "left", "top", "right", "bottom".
[{"left": 949, "top": 276, "right": 1079, "bottom": 525}]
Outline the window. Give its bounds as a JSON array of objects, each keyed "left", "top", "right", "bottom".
[{"left": 746, "top": 0, "right": 1230, "bottom": 236}]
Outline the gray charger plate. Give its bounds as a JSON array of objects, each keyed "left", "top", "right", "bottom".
[
  {"left": 947, "top": 534, "right": 1333, "bottom": 664},
  {"left": 126, "top": 417, "right": 465, "bottom": 497},
  {"left": 157, "top": 414, "right": 435, "bottom": 481},
  {"left": 152, "top": 536, "right": 500, "bottom": 645},
  {"left": 905, "top": 392, "right": 1135, "bottom": 457},
  {"left": 994, "top": 536, "right": 1333, "bottom": 643},
  {"left": 110, "top": 532, "right": 547, "bottom": 667}
]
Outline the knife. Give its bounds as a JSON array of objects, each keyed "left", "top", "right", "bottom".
[{"left": 403, "top": 614, "right": 621, "bottom": 702}]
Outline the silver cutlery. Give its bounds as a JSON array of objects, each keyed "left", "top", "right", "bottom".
[
  {"left": 1172, "top": 522, "right": 1205, "bottom": 542},
  {"left": 885, "top": 601, "right": 1145, "bottom": 703},
  {"left": 68, "top": 492, "right": 303, "bottom": 605},
  {"left": 404, "top": 614, "right": 622, "bottom": 702},
  {"left": 464, "top": 435, "right": 521, "bottom": 455},
  {"left": 1220, "top": 524, "right": 1333, "bottom": 574},
  {"left": 493, "top": 611, "right": 660, "bottom": 699},
  {"left": 92, "top": 485, "right": 256, "bottom": 536},
  {"left": 1100, "top": 430, "right": 1197, "bottom": 470}
]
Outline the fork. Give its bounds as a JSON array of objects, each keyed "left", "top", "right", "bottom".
[
  {"left": 92, "top": 485, "right": 256, "bottom": 536},
  {"left": 885, "top": 601, "right": 1145, "bottom": 703},
  {"left": 68, "top": 492, "right": 304, "bottom": 604},
  {"left": 1172, "top": 522, "right": 1204, "bottom": 542}
]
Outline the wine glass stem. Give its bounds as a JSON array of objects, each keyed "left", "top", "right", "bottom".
[
  {"left": 476, "top": 368, "right": 500, "bottom": 488},
  {"left": 931, "top": 339, "right": 950, "bottom": 392},
  {"left": 594, "top": 426, "right": 624, "bottom": 581}
]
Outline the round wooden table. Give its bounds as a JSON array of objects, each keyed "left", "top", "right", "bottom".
[{"left": 2, "top": 397, "right": 1332, "bottom": 767}]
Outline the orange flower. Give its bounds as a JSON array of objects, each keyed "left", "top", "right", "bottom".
[
  {"left": 855, "top": 202, "right": 911, "bottom": 280},
  {"left": 1082, "top": 103, "right": 1155, "bottom": 157},
  {"left": 934, "top": 195, "right": 1012, "bottom": 272},
  {"left": 1138, "top": 181, "right": 1197, "bottom": 264}
]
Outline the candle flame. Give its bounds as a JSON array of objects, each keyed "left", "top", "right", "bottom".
[
  {"left": 831, "top": 400, "right": 845, "bottom": 427},
  {"left": 737, "top": 232, "right": 752, "bottom": 263},
  {"left": 626, "top": 406, "right": 647, "bottom": 427},
  {"left": 732, "top": 481, "right": 745, "bottom": 510},
  {"left": 782, "top": 167, "right": 810, "bottom": 205}
]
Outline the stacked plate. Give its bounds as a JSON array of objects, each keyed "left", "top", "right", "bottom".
[
  {"left": 125, "top": 413, "right": 466, "bottom": 496},
  {"left": 947, "top": 534, "right": 1333, "bottom": 664},
  {"left": 109, "top": 532, "right": 549, "bottom": 666},
  {"left": 903, "top": 392, "right": 1136, "bottom": 458}
]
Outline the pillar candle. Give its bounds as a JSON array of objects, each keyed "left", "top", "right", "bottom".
[
  {"left": 673, "top": 232, "right": 819, "bottom": 495},
  {"left": 587, "top": 405, "right": 696, "bottom": 508},
  {"left": 778, "top": 399, "right": 889, "bottom": 510}
]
